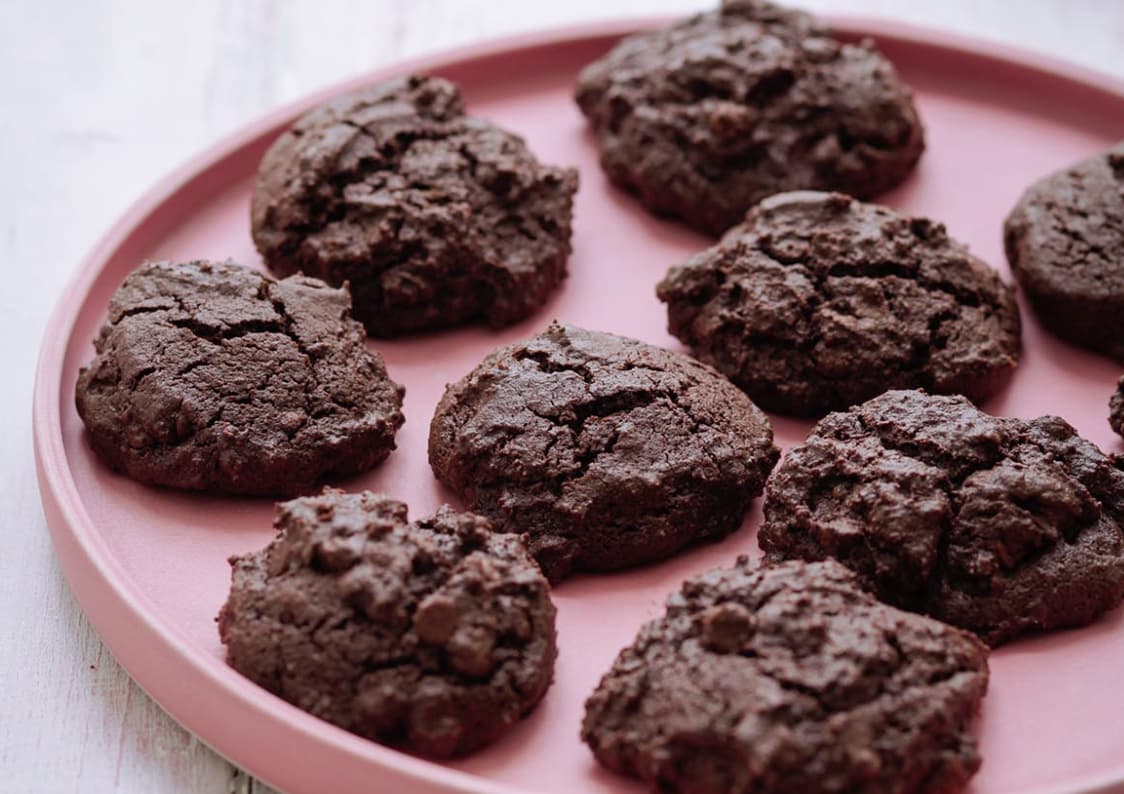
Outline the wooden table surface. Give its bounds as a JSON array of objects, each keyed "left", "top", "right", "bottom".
[{"left": 3, "top": 1, "right": 1121, "bottom": 791}]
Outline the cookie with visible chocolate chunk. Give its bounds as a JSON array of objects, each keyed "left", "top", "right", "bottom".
[
  {"left": 1004, "top": 142, "right": 1124, "bottom": 363},
  {"left": 428, "top": 322, "right": 779, "bottom": 582},
  {"left": 658, "top": 191, "right": 1021, "bottom": 416},
  {"left": 582, "top": 557, "right": 989, "bottom": 794},
  {"left": 217, "top": 491, "right": 556, "bottom": 758},
  {"left": 575, "top": 0, "right": 924, "bottom": 235},
  {"left": 760, "top": 389, "right": 1124, "bottom": 645},
  {"left": 252, "top": 74, "right": 578, "bottom": 337},
  {"left": 74, "top": 259, "right": 404, "bottom": 496}
]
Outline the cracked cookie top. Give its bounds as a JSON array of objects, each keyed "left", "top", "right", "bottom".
[
  {"left": 657, "top": 191, "right": 1022, "bottom": 416},
  {"left": 761, "top": 389, "right": 1124, "bottom": 645},
  {"left": 582, "top": 557, "right": 989, "bottom": 794},
  {"left": 574, "top": 0, "right": 924, "bottom": 236},
  {"left": 75, "top": 260, "right": 405, "bottom": 496},
  {"left": 218, "top": 490, "right": 556, "bottom": 758},
  {"left": 1004, "top": 141, "right": 1124, "bottom": 363},
  {"left": 251, "top": 75, "right": 578, "bottom": 337},
  {"left": 428, "top": 322, "right": 779, "bottom": 582}
]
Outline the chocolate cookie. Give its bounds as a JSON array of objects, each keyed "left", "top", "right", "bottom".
[
  {"left": 428, "top": 323, "right": 779, "bottom": 582},
  {"left": 760, "top": 389, "right": 1124, "bottom": 645},
  {"left": 1004, "top": 142, "right": 1124, "bottom": 362},
  {"left": 574, "top": 0, "right": 924, "bottom": 236},
  {"left": 1111, "top": 376, "right": 1124, "bottom": 439},
  {"left": 582, "top": 557, "right": 989, "bottom": 794},
  {"left": 657, "top": 192, "right": 1021, "bottom": 417},
  {"left": 251, "top": 75, "right": 578, "bottom": 337},
  {"left": 75, "top": 260, "right": 404, "bottom": 496},
  {"left": 218, "top": 490, "right": 556, "bottom": 758}
]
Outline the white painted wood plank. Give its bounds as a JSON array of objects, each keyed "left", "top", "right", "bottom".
[{"left": 1, "top": 2, "right": 1120, "bottom": 792}]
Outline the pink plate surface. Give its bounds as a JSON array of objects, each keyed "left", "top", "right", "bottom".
[{"left": 33, "top": 18, "right": 1124, "bottom": 794}]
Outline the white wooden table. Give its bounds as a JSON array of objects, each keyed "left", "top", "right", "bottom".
[{"left": 2, "top": 1, "right": 1121, "bottom": 791}]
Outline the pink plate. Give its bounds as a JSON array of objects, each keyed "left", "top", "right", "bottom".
[{"left": 33, "top": 18, "right": 1124, "bottom": 794}]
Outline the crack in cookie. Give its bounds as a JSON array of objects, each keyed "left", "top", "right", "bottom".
[
  {"left": 75, "top": 259, "right": 404, "bottom": 495},
  {"left": 218, "top": 491, "right": 556, "bottom": 758},
  {"left": 575, "top": 0, "right": 924, "bottom": 235},
  {"left": 582, "top": 557, "right": 989, "bottom": 794},
  {"left": 1004, "top": 141, "right": 1124, "bottom": 363},
  {"left": 428, "top": 322, "right": 779, "bottom": 582},
  {"left": 760, "top": 389, "right": 1124, "bottom": 645},
  {"left": 658, "top": 191, "right": 1021, "bottom": 416},
  {"left": 252, "top": 75, "right": 578, "bottom": 337}
]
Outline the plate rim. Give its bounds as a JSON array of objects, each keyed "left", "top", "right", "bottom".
[{"left": 32, "top": 15, "right": 1124, "bottom": 794}]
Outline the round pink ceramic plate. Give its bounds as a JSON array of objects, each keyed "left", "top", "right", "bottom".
[{"left": 33, "top": 17, "right": 1124, "bottom": 794}]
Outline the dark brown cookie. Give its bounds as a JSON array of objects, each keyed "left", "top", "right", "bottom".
[
  {"left": 582, "top": 557, "right": 989, "bottom": 794},
  {"left": 1004, "top": 142, "right": 1124, "bottom": 363},
  {"left": 574, "top": 0, "right": 924, "bottom": 236},
  {"left": 75, "top": 260, "right": 404, "bottom": 496},
  {"left": 218, "top": 490, "right": 556, "bottom": 758},
  {"left": 251, "top": 75, "right": 578, "bottom": 337},
  {"left": 760, "top": 389, "right": 1124, "bottom": 646},
  {"left": 657, "top": 192, "right": 1021, "bottom": 417},
  {"left": 1112, "top": 376, "right": 1124, "bottom": 439},
  {"left": 428, "top": 322, "right": 779, "bottom": 582}
]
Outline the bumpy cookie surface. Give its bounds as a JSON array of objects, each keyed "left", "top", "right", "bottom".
[
  {"left": 429, "top": 323, "right": 779, "bottom": 582},
  {"left": 75, "top": 260, "right": 404, "bottom": 496},
  {"left": 1004, "top": 142, "right": 1124, "bottom": 362},
  {"left": 218, "top": 491, "right": 556, "bottom": 758},
  {"left": 658, "top": 192, "right": 1021, "bottom": 416},
  {"left": 575, "top": 0, "right": 923, "bottom": 235},
  {"left": 252, "top": 75, "right": 578, "bottom": 337},
  {"left": 761, "top": 390, "right": 1124, "bottom": 645},
  {"left": 582, "top": 557, "right": 989, "bottom": 794}
]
